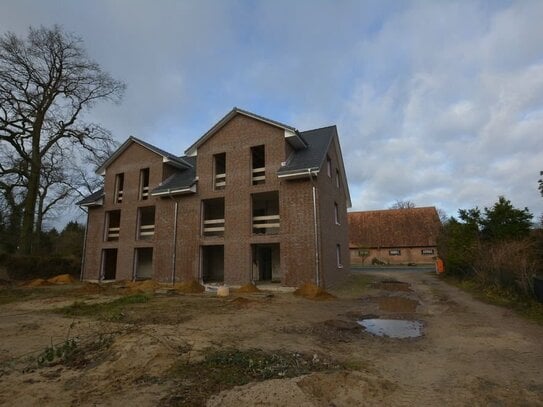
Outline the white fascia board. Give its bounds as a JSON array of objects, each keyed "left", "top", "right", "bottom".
[
  {"left": 284, "top": 129, "right": 307, "bottom": 150},
  {"left": 151, "top": 184, "right": 197, "bottom": 197},
  {"left": 277, "top": 169, "right": 319, "bottom": 179}
]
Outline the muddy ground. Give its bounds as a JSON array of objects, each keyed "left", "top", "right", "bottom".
[{"left": 0, "top": 271, "right": 542, "bottom": 406}]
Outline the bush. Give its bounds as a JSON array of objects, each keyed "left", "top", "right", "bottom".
[
  {"left": 472, "top": 239, "right": 538, "bottom": 297},
  {"left": 0, "top": 254, "right": 80, "bottom": 281}
]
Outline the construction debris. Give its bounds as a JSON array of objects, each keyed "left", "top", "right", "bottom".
[{"left": 293, "top": 283, "right": 336, "bottom": 300}]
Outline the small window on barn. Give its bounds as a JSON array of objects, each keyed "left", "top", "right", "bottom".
[
  {"left": 421, "top": 249, "right": 435, "bottom": 255},
  {"left": 389, "top": 249, "right": 401, "bottom": 256},
  {"left": 336, "top": 244, "right": 343, "bottom": 268},
  {"left": 335, "top": 169, "right": 340, "bottom": 188},
  {"left": 334, "top": 202, "right": 340, "bottom": 225},
  {"left": 326, "top": 156, "right": 332, "bottom": 177}
]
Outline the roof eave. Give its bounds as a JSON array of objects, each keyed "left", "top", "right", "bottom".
[
  {"left": 277, "top": 168, "right": 320, "bottom": 179},
  {"left": 151, "top": 183, "right": 197, "bottom": 197},
  {"left": 78, "top": 198, "right": 104, "bottom": 207}
]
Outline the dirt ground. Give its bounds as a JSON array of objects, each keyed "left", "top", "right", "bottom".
[{"left": 0, "top": 271, "right": 542, "bottom": 406}]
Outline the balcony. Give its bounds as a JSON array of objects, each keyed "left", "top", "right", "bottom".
[
  {"left": 251, "top": 145, "right": 265, "bottom": 185},
  {"left": 252, "top": 167, "right": 266, "bottom": 184},
  {"left": 213, "top": 153, "right": 226, "bottom": 190},
  {"left": 138, "top": 206, "right": 155, "bottom": 240},
  {"left": 252, "top": 191, "right": 279, "bottom": 235},
  {"left": 202, "top": 198, "right": 225, "bottom": 237},
  {"left": 106, "top": 210, "right": 121, "bottom": 241}
]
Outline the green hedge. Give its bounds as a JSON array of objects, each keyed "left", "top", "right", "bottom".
[{"left": 0, "top": 254, "right": 80, "bottom": 281}]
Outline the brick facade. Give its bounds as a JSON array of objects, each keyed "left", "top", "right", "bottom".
[{"left": 81, "top": 110, "right": 350, "bottom": 288}]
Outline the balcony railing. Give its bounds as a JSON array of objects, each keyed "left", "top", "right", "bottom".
[
  {"left": 141, "top": 186, "right": 149, "bottom": 199},
  {"left": 214, "top": 173, "right": 226, "bottom": 189},
  {"left": 252, "top": 214, "right": 280, "bottom": 233},
  {"left": 252, "top": 167, "right": 265, "bottom": 183},
  {"left": 107, "top": 227, "right": 120, "bottom": 240},
  {"left": 203, "top": 218, "right": 225, "bottom": 236},
  {"left": 139, "top": 224, "right": 155, "bottom": 238}
]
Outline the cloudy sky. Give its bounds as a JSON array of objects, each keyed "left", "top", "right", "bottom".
[{"left": 2, "top": 0, "right": 543, "bottom": 222}]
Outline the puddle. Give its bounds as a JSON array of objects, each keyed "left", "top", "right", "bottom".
[
  {"left": 377, "top": 281, "right": 411, "bottom": 292},
  {"left": 377, "top": 296, "right": 419, "bottom": 313},
  {"left": 357, "top": 319, "right": 424, "bottom": 338}
]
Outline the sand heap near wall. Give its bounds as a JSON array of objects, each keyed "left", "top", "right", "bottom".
[
  {"left": 47, "top": 274, "right": 76, "bottom": 284},
  {"left": 294, "top": 283, "right": 336, "bottom": 300},
  {"left": 236, "top": 283, "right": 260, "bottom": 293},
  {"left": 174, "top": 279, "right": 205, "bottom": 293},
  {"left": 21, "top": 278, "right": 53, "bottom": 287}
]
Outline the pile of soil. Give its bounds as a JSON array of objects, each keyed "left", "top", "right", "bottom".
[
  {"left": 174, "top": 279, "right": 205, "bottom": 293},
  {"left": 47, "top": 274, "right": 76, "bottom": 284},
  {"left": 21, "top": 278, "right": 53, "bottom": 288},
  {"left": 0, "top": 279, "right": 12, "bottom": 287},
  {"left": 293, "top": 283, "right": 336, "bottom": 300},
  {"left": 236, "top": 283, "right": 260, "bottom": 293}
]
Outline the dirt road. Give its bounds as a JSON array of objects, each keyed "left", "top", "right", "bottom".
[{"left": 0, "top": 271, "right": 542, "bottom": 406}]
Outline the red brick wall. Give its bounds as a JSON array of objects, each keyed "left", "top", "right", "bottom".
[
  {"left": 82, "top": 142, "right": 172, "bottom": 281},
  {"left": 350, "top": 247, "right": 438, "bottom": 265},
  {"left": 82, "top": 114, "right": 350, "bottom": 288},
  {"left": 316, "top": 136, "right": 350, "bottom": 288}
]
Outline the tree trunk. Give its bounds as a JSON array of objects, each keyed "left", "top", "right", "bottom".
[{"left": 19, "top": 126, "right": 43, "bottom": 255}]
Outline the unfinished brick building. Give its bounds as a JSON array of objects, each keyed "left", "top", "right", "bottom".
[{"left": 78, "top": 108, "right": 351, "bottom": 288}]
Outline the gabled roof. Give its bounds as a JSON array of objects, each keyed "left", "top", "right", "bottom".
[
  {"left": 77, "top": 188, "right": 104, "bottom": 206},
  {"left": 278, "top": 125, "right": 351, "bottom": 207},
  {"left": 184, "top": 107, "right": 307, "bottom": 156},
  {"left": 95, "top": 136, "right": 193, "bottom": 175},
  {"left": 151, "top": 156, "right": 197, "bottom": 196},
  {"left": 348, "top": 207, "right": 442, "bottom": 248}
]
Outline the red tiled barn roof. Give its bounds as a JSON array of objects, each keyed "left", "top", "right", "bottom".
[{"left": 348, "top": 207, "right": 441, "bottom": 249}]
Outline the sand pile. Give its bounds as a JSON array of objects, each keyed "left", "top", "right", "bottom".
[
  {"left": 22, "top": 278, "right": 53, "bottom": 288},
  {"left": 174, "top": 279, "right": 205, "bottom": 293},
  {"left": 229, "top": 297, "right": 255, "bottom": 307},
  {"left": 294, "top": 283, "right": 336, "bottom": 300},
  {"left": 47, "top": 274, "right": 76, "bottom": 284},
  {"left": 236, "top": 283, "right": 260, "bottom": 293}
]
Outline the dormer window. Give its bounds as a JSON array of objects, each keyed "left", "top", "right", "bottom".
[
  {"left": 114, "top": 173, "right": 124, "bottom": 203},
  {"left": 139, "top": 168, "right": 150, "bottom": 200},
  {"left": 214, "top": 153, "right": 226, "bottom": 190},
  {"left": 251, "top": 145, "right": 265, "bottom": 185}
]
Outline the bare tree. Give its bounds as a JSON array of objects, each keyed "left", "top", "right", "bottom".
[
  {"left": 0, "top": 25, "right": 125, "bottom": 254},
  {"left": 389, "top": 199, "right": 416, "bottom": 209}
]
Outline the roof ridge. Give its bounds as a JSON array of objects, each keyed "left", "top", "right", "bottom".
[{"left": 300, "top": 124, "right": 337, "bottom": 133}]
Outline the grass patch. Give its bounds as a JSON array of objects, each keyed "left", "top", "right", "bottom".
[
  {"left": 0, "top": 288, "right": 34, "bottom": 305},
  {"left": 163, "top": 348, "right": 343, "bottom": 406},
  {"left": 330, "top": 272, "right": 376, "bottom": 298},
  {"left": 444, "top": 276, "right": 543, "bottom": 325},
  {"left": 56, "top": 293, "right": 151, "bottom": 322}
]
